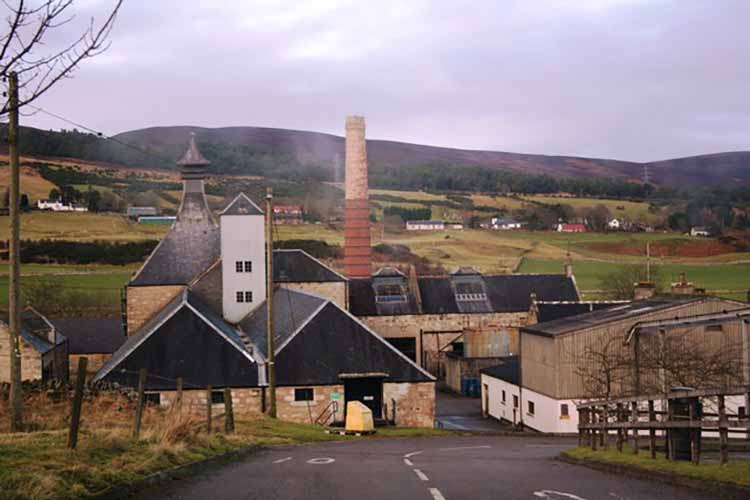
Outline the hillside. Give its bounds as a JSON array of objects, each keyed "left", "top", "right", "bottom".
[{"left": 4, "top": 123, "right": 750, "bottom": 187}]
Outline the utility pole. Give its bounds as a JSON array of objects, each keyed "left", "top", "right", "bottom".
[
  {"left": 7, "top": 71, "right": 23, "bottom": 432},
  {"left": 265, "top": 187, "right": 276, "bottom": 418}
]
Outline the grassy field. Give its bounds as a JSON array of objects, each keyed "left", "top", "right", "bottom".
[
  {"left": 563, "top": 446, "right": 750, "bottom": 489},
  {"left": 0, "top": 212, "right": 169, "bottom": 241},
  {"left": 520, "top": 258, "right": 750, "bottom": 300},
  {"left": 0, "top": 415, "right": 453, "bottom": 500}
]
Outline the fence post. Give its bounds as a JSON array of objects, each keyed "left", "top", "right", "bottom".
[
  {"left": 616, "top": 403, "right": 623, "bottom": 452},
  {"left": 224, "top": 387, "right": 235, "bottom": 434},
  {"left": 174, "top": 377, "right": 183, "bottom": 415},
  {"left": 591, "top": 406, "right": 598, "bottom": 451},
  {"left": 132, "top": 368, "right": 147, "bottom": 440},
  {"left": 631, "top": 401, "right": 639, "bottom": 454},
  {"left": 67, "top": 357, "right": 88, "bottom": 449},
  {"left": 718, "top": 395, "right": 728, "bottom": 465},
  {"left": 648, "top": 400, "right": 656, "bottom": 459},
  {"left": 206, "top": 386, "right": 213, "bottom": 434}
]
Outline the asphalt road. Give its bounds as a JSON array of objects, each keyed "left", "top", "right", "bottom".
[{"left": 141, "top": 435, "right": 716, "bottom": 500}]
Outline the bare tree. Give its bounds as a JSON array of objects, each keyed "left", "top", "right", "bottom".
[{"left": 1, "top": 0, "right": 123, "bottom": 117}]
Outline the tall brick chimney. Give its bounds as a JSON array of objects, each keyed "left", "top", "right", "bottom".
[{"left": 343, "top": 116, "right": 372, "bottom": 278}]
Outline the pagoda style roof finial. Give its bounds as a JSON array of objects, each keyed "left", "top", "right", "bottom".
[{"left": 177, "top": 132, "right": 210, "bottom": 179}]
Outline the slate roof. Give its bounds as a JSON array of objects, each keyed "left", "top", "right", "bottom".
[
  {"left": 130, "top": 179, "right": 220, "bottom": 286},
  {"left": 480, "top": 356, "right": 519, "bottom": 385},
  {"left": 93, "top": 290, "right": 254, "bottom": 383},
  {"left": 522, "top": 296, "right": 709, "bottom": 337},
  {"left": 1, "top": 309, "right": 66, "bottom": 354},
  {"left": 238, "top": 288, "right": 328, "bottom": 357},
  {"left": 535, "top": 301, "right": 628, "bottom": 323},
  {"left": 273, "top": 250, "right": 347, "bottom": 283},
  {"left": 220, "top": 192, "right": 263, "bottom": 216},
  {"left": 51, "top": 318, "right": 124, "bottom": 354}
]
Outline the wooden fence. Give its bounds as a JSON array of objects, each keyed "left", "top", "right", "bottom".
[{"left": 577, "top": 385, "right": 750, "bottom": 465}]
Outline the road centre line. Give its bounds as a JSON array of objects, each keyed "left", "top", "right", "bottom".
[
  {"left": 404, "top": 458, "right": 414, "bottom": 466},
  {"left": 429, "top": 488, "right": 447, "bottom": 500},
  {"left": 414, "top": 469, "right": 429, "bottom": 481}
]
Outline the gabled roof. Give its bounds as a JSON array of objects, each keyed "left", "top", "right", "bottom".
[
  {"left": 93, "top": 290, "right": 254, "bottom": 383},
  {"left": 130, "top": 181, "right": 220, "bottom": 286},
  {"left": 522, "top": 296, "right": 734, "bottom": 337},
  {"left": 273, "top": 249, "right": 347, "bottom": 283},
  {"left": 480, "top": 356, "right": 519, "bottom": 385},
  {"left": 238, "top": 288, "right": 328, "bottom": 357},
  {"left": 51, "top": 318, "right": 124, "bottom": 354},
  {"left": 220, "top": 192, "right": 264, "bottom": 216}
]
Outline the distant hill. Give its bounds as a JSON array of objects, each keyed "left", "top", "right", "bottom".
[{"left": 4, "top": 123, "right": 750, "bottom": 187}]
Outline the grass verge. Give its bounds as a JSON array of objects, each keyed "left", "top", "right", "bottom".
[
  {"left": 0, "top": 418, "right": 454, "bottom": 500},
  {"left": 562, "top": 446, "right": 750, "bottom": 489}
]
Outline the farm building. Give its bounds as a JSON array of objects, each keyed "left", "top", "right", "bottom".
[
  {"left": 348, "top": 265, "right": 580, "bottom": 378},
  {"left": 406, "top": 220, "right": 445, "bottom": 231},
  {"left": 97, "top": 135, "right": 435, "bottom": 427},
  {"left": 481, "top": 294, "right": 747, "bottom": 434},
  {"left": 0, "top": 308, "right": 68, "bottom": 383}
]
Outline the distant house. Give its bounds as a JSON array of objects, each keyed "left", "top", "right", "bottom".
[
  {"left": 556, "top": 223, "right": 586, "bottom": 233},
  {"left": 406, "top": 220, "right": 445, "bottom": 231},
  {"left": 690, "top": 226, "right": 710, "bottom": 237},
  {"left": 37, "top": 200, "right": 87, "bottom": 212},
  {"left": 127, "top": 206, "right": 159, "bottom": 218},
  {"left": 273, "top": 205, "right": 303, "bottom": 225},
  {"left": 607, "top": 218, "right": 623, "bottom": 230},
  {"left": 491, "top": 217, "right": 521, "bottom": 230},
  {"left": 138, "top": 216, "right": 176, "bottom": 225}
]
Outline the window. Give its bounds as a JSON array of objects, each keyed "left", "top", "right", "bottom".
[
  {"left": 211, "top": 390, "right": 225, "bottom": 405},
  {"left": 244, "top": 261, "right": 252, "bottom": 272},
  {"left": 502, "top": 390, "right": 506, "bottom": 404},
  {"left": 528, "top": 401, "right": 535, "bottom": 416},
  {"left": 560, "top": 403, "right": 569, "bottom": 419},
  {"left": 245, "top": 291, "right": 253, "bottom": 303},
  {"left": 513, "top": 395, "right": 519, "bottom": 408},
  {"left": 144, "top": 393, "right": 161, "bottom": 406},
  {"left": 235, "top": 261, "right": 243, "bottom": 272},
  {"left": 295, "top": 388, "right": 314, "bottom": 402},
  {"left": 236, "top": 291, "right": 244, "bottom": 303}
]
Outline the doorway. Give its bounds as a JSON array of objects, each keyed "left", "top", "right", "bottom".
[{"left": 344, "top": 377, "right": 383, "bottom": 418}]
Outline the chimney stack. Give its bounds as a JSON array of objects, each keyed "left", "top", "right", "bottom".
[{"left": 343, "top": 116, "right": 372, "bottom": 278}]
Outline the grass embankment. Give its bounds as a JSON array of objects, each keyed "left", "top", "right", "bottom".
[
  {"left": 0, "top": 417, "right": 452, "bottom": 500},
  {"left": 563, "top": 446, "right": 750, "bottom": 489}
]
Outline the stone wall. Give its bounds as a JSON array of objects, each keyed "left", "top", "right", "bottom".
[
  {"left": 157, "top": 387, "right": 264, "bottom": 416},
  {"left": 276, "top": 384, "right": 344, "bottom": 425},
  {"left": 359, "top": 312, "right": 526, "bottom": 371},
  {"left": 69, "top": 353, "right": 111, "bottom": 377},
  {"left": 0, "top": 324, "right": 42, "bottom": 382},
  {"left": 280, "top": 282, "right": 348, "bottom": 310},
  {"left": 126, "top": 285, "right": 184, "bottom": 336},
  {"left": 383, "top": 381, "right": 435, "bottom": 428}
]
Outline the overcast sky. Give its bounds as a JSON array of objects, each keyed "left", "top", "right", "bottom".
[{"left": 16, "top": 0, "right": 750, "bottom": 162}]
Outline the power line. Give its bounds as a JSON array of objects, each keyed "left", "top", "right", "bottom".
[{"left": 24, "top": 104, "right": 176, "bottom": 165}]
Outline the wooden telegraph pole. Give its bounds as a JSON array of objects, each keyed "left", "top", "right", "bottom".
[
  {"left": 7, "top": 71, "right": 23, "bottom": 432},
  {"left": 265, "top": 187, "right": 276, "bottom": 418}
]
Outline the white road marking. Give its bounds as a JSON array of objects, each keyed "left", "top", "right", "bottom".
[
  {"left": 404, "top": 450, "right": 423, "bottom": 458},
  {"left": 404, "top": 458, "right": 414, "bottom": 466},
  {"left": 533, "top": 490, "right": 589, "bottom": 500},
  {"left": 429, "top": 488, "right": 446, "bottom": 500},
  {"left": 307, "top": 457, "right": 336, "bottom": 465},
  {"left": 272, "top": 457, "right": 292, "bottom": 464},
  {"left": 438, "top": 445, "right": 491, "bottom": 452},
  {"left": 414, "top": 469, "right": 429, "bottom": 481}
]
